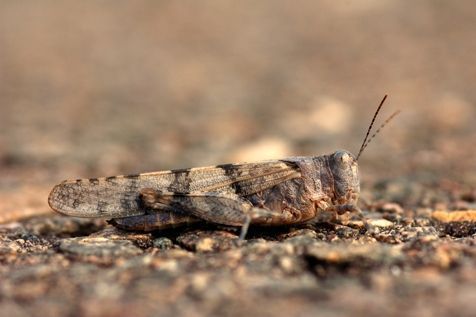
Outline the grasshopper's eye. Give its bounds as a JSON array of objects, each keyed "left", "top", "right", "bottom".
[
  {"left": 333, "top": 150, "right": 353, "bottom": 167},
  {"left": 340, "top": 152, "right": 350, "bottom": 164}
]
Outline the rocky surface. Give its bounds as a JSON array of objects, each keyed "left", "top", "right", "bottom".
[{"left": 1, "top": 200, "right": 475, "bottom": 317}]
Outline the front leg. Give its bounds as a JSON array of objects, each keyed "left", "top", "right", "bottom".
[
  {"left": 330, "top": 204, "right": 361, "bottom": 215},
  {"left": 313, "top": 195, "right": 360, "bottom": 215}
]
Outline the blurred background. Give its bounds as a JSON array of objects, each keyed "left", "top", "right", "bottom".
[{"left": 1, "top": 1, "right": 475, "bottom": 220}]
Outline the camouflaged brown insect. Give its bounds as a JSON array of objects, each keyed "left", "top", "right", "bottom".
[{"left": 48, "top": 96, "right": 399, "bottom": 239}]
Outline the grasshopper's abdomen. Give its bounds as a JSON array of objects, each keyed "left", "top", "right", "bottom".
[{"left": 110, "top": 211, "right": 202, "bottom": 231}]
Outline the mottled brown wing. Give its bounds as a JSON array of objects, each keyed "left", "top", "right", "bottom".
[{"left": 48, "top": 160, "right": 301, "bottom": 218}]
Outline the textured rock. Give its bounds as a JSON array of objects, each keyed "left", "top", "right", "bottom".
[
  {"left": 432, "top": 210, "right": 476, "bottom": 222},
  {"left": 58, "top": 236, "right": 143, "bottom": 262}
]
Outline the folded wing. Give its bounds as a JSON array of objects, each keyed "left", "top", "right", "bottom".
[{"left": 48, "top": 160, "right": 301, "bottom": 218}]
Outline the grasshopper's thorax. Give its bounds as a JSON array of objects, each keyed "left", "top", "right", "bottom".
[{"left": 325, "top": 150, "right": 360, "bottom": 206}]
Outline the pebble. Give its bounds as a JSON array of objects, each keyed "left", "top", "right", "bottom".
[
  {"left": 379, "top": 202, "right": 404, "bottom": 214},
  {"left": 153, "top": 237, "right": 174, "bottom": 250},
  {"left": 432, "top": 210, "right": 476, "bottom": 223},
  {"left": 176, "top": 230, "right": 238, "bottom": 252},
  {"left": 278, "top": 256, "right": 296, "bottom": 273},
  {"left": 59, "top": 237, "right": 143, "bottom": 258},
  {"left": 196, "top": 238, "right": 215, "bottom": 252},
  {"left": 366, "top": 219, "right": 394, "bottom": 229}
]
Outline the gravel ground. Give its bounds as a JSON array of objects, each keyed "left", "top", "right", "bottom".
[{"left": 0, "top": 2, "right": 475, "bottom": 317}]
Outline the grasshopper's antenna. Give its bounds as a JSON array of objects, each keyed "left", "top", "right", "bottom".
[
  {"left": 356, "top": 95, "right": 400, "bottom": 161},
  {"left": 356, "top": 95, "right": 387, "bottom": 160},
  {"left": 357, "top": 110, "right": 401, "bottom": 160}
]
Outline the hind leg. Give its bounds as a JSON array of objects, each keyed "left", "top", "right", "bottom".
[{"left": 139, "top": 188, "right": 285, "bottom": 240}]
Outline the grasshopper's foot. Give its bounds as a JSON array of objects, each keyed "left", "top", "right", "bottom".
[
  {"left": 238, "top": 214, "right": 251, "bottom": 242},
  {"left": 236, "top": 208, "right": 281, "bottom": 242},
  {"left": 334, "top": 204, "right": 361, "bottom": 215}
]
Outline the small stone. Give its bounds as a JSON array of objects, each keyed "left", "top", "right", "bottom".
[
  {"left": 432, "top": 210, "right": 476, "bottom": 223},
  {"left": 91, "top": 227, "right": 154, "bottom": 248},
  {"left": 0, "top": 240, "right": 21, "bottom": 254},
  {"left": 196, "top": 238, "right": 215, "bottom": 252},
  {"left": 59, "top": 237, "right": 143, "bottom": 259},
  {"left": 380, "top": 203, "right": 404, "bottom": 214},
  {"left": 346, "top": 220, "right": 365, "bottom": 229},
  {"left": 335, "top": 225, "right": 360, "bottom": 239},
  {"left": 367, "top": 219, "right": 394, "bottom": 229},
  {"left": 414, "top": 217, "right": 432, "bottom": 227},
  {"left": 8, "top": 241, "right": 22, "bottom": 253},
  {"left": 419, "top": 235, "right": 439, "bottom": 242},
  {"left": 153, "top": 237, "right": 174, "bottom": 250},
  {"left": 176, "top": 230, "right": 238, "bottom": 252},
  {"left": 282, "top": 229, "right": 317, "bottom": 245},
  {"left": 278, "top": 256, "right": 295, "bottom": 273}
]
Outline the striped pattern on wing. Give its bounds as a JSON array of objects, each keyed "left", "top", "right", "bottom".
[{"left": 48, "top": 160, "right": 301, "bottom": 218}]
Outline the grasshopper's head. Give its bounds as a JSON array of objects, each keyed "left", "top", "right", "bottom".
[
  {"left": 329, "top": 150, "right": 360, "bottom": 205},
  {"left": 328, "top": 95, "right": 400, "bottom": 206}
]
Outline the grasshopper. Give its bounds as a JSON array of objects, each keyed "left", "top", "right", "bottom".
[{"left": 48, "top": 96, "right": 399, "bottom": 239}]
